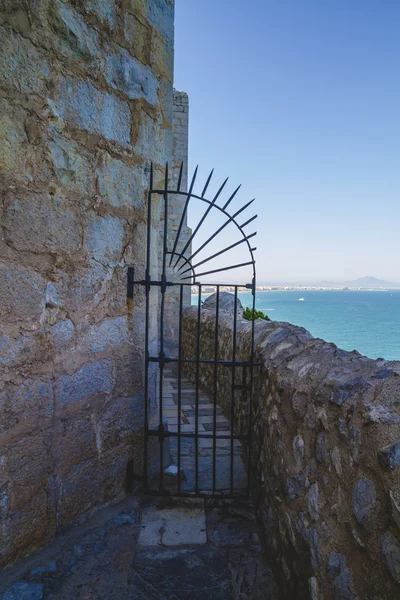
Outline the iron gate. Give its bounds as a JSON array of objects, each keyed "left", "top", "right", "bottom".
[{"left": 128, "top": 163, "right": 257, "bottom": 498}]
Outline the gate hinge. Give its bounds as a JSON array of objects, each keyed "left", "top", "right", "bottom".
[{"left": 127, "top": 267, "right": 134, "bottom": 299}]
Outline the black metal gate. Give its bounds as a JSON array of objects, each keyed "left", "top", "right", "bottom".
[{"left": 128, "top": 163, "right": 257, "bottom": 499}]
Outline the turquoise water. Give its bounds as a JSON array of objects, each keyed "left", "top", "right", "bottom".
[{"left": 193, "top": 290, "right": 400, "bottom": 361}]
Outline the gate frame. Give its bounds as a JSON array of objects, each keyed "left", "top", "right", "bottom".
[{"left": 128, "top": 163, "right": 257, "bottom": 499}]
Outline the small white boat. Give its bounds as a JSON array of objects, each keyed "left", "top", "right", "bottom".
[{"left": 298, "top": 297, "right": 305, "bottom": 301}]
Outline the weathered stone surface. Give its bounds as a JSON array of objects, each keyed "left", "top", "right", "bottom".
[
  {"left": 96, "top": 154, "right": 144, "bottom": 208},
  {"left": 85, "top": 0, "right": 115, "bottom": 28},
  {"left": 84, "top": 214, "right": 125, "bottom": 265},
  {"left": 182, "top": 302, "right": 400, "bottom": 599},
  {"left": 54, "top": 77, "right": 131, "bottom": 147},
  {"left": 202, "top": 292, "right": 243, "bottom": 315},
  {"left": 3, "top": 191, "right": 83, "bottom": 253},
  {"left": 379, "top": 440, "right": 400, "bottom": 471},
  {"left": 47, "top": 132, "right": 94, "bottom": 194},
  {"left": 0, "top": 0, "right": 175, "bottom": 570},
  {"left": 315, "top": 431, "right": 328, "bottom": 464},
  {"left": 104, "top": 47, "right": 158, "bottom": 104},
  {"left": 364, "top": 403, "right": 400, "bottom": 424},
  {"left": 327, "top": 553, "right": 355, "bottom": 600},
  {"left": 82, "top": 317, "right": 129, "bottom": 354},
  {"left": 50, "top": 319, "right": 74, "bottom": 351},
  {"left": 6, "top": 378, "right": 54, "bottom": 426},
  {"left": 0, "top": 263, "right": 46, "bottom": 322},
  {"left": 330, "top": 377, "right": 371, "bottom": 406},
  {"left": 53, "top": 0, "right": 100, "bottom": 60},
  {"left": 0, "top": 99, "right": 29, "bottom": 180},
  {"left": 0, "top": 582, "right": 44, "bottom": 600},
  {"left": 286, "top": 475, "right": 305, "bottom": 501},
  {"left": 352, "top": 478, "right": 376, "bottom": 525},
  {"left": 56, "top": 360, "right": 112, "bottom": 407},
  {"left": 308, "top": 483, "right": 319, "bottom": 521},
  {"left": 331, "top": 446, "right": 342, "bottom": 476},
  {"left": 381, "top": 532, "right": 400, "bottom": 583},
  {"left": 0, "top": 27, "right": 49, "bottom": 95}
]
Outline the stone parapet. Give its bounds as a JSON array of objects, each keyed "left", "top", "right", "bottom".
[{"left": 182, "top": 299, "right": 400, "bottom": 598}]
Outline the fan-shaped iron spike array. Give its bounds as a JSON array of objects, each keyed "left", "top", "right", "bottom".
[{"left": 154, "top": 162, "right": 257, "bottom": 284}]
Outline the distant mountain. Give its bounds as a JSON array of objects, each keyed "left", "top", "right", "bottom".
[{"left": 344, "top": 276, "right": 398, "bottom": 288}]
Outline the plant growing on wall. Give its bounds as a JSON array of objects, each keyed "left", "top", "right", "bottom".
[{"left": 242, "top": 307, "right": 270, "bottom": 321}]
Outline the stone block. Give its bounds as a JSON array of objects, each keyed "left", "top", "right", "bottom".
[
  {"left": 135, "top": 110, "right": 171, "bottom": 164},
  {"left": 84, "top": 214, "right": 125, "bottom": 266},
  {"left": 0, "top": 26, "right": 49, "bottom": 95},
  {"left": 96, "top": 154, "right": 144, "bottom": 208},
  {"left": 3, "top": 191, "right": 83, "bottom": 254},
  {"left": 52, "top": 0, "right": 101, "bottom": 60},
  {"left": 146, "top": 0, "right": 174, "bottom": 46},
  {"left": 47, "top": 131, "right": 95, "bottom": 194},
  {"left": 82, "top": 316, "right": 130, "bottom": 354},
  {"left": 2, "top": 492, "right": 53, "bottom": 569},
  {"left": 6, "top": 377, "right": 54, "bottom": 428},
  {"left": 98, "top": 395, "right": 144, "bottom": 453},
  {"left": 381, "top": 532, "right": 400, "bottom": 583},
  {"left": 54, "top": 77, "right": 131, "bottom": 148},
  {"left": 58, "top": 458, "right": 103, "bottom": 527},
  {"left": 56, "top": 360, "right": 112, "bottom": 408},
  {"left": 0, "top": 582, "right": 44, "bottom": 599},
  {"left": 0, "top": 334, "right": 34, "bottom": 367},
  {"left": 124, "top": 13, "right": 151, "bottom": 64},
  {"left": 0, "top": 263, "right": 46, "bottom": 322},
  {"left": 352, "top": 478, "right": 376, "bottom": 525},
  {"left": 104, "top": 47, "right": 158, "bottom": 104},
  {"left": 53, "top": 413, "right": 97, "bottom": 476},
  {"left": 85, "top": 0, "right": 116, "bottom": 28},
  {"left": 379, "top": 440, "right": 400, "bottom": 471},
  {"left": 0, "top": 99, "right": 29, "bottom": 181},
  {"left": 6, "top": 431, "right": 52, "bottom": 511},
  {"left": 50, "top": 319, "right": 74, "bottom": 351}
]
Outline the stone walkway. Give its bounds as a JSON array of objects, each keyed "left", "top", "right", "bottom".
[
  {"left": 0, "top": 495, "right": 277, "bottom": 599},
  {"left": 152, "top": 369, "right": 247, "bottom": 495},
  {"left": 0, "top": 373, "right": 277, "bottom": 599}
]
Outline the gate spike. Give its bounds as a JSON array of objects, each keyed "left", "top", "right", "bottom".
[
  {"left": 185, "top": 198, "right": 255, "bottom": 265},
  {"left": 201, "top": 169, "right": 214, "bottom": 198},
  {"left": 169, "top": 165, "right": 198, "bottom": 266},
  {"left": 174, "top": 177, "right": 229, "bottom": 269},
  {"left": 240, "top": 214, "right": 257, "bottom": 229},
  {"left": 222, "top": 184, "right": 241, "bottom": 211},
  {"left": 179, "top": 232, "right": 257, "bottom": 275}
]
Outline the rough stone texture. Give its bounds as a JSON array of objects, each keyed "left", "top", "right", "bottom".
[
  {"left": 0, "top": 495, "right": 277, "bottom": 600},
  {"left": 0, "top": 0, "right": 175, "bottom": 567},
  {"left": 160, "top": 90, "right": 191, "bottom": 356},
  {"left": 182, "top": 295, "right": 400, "bottom": 599}
]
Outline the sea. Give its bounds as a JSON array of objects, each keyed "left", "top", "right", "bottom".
[{"left": 192, "top": 290, "right": 400, "bottom": 361}]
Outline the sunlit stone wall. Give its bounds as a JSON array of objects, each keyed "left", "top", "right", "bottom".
[
  {"left": 0, "top": 0, "right": 174, "bottom": 566},
  {"left": 182, "top": 297, "right": 400, "bottom": 599}
]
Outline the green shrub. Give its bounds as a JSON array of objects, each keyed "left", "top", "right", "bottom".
[{"left": 242, "top": 307, "right": 270, "bottom": 321}]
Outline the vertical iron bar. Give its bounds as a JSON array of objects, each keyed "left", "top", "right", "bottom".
[
  {"left": 177, "top": 284, "right": 184, "bottom": 493},
  {"left": 212, "top": 286, "right": 220, "bottom": 494},
  {"left": 195, "top": 284, "right": 202, "bottom": 494},
  {"left": 143, "top": 164, "right": 153, "bottom": 490},
  {"left": 230, "top": 286, "right": 238, "bottom": 496},
  {"left": 247, "top": 276, "right": 256, "bottom": 497},
  {"left": 158, "top": 163, "right": 169, "bottom": 492}
]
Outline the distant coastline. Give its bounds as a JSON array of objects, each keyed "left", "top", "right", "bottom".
[{"left": 191, "top": 285, "right": 400, "bottom": 294}]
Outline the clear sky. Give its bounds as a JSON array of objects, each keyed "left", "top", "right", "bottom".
[{"left": 173, "top": 0, "right": 400, "bottom": 285}]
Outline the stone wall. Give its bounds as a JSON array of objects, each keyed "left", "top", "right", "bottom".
[
  {"left": 182, "top": 299, "right": 400, "bottom": 599},
  {"left": 160, "top": 89, "right": 191, "bottom": 356},
  {"left": 0, "top": 0, "right": 174, "bottom": 567}
]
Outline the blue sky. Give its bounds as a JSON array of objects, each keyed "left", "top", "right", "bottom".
[{"left": 174, "top": 0, "right": 400, "bottom": 284}]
